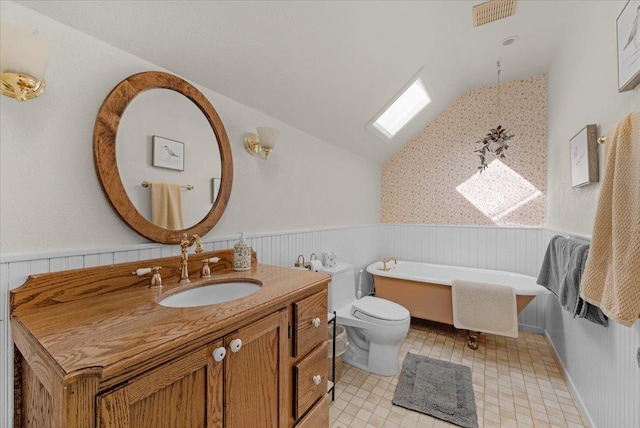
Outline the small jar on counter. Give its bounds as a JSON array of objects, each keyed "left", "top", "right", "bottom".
[{"left": 233, "top": 233, "right": 252, "bottom": 271}]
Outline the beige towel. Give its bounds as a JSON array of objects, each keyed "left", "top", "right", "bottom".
[
  {"left": 451, "top": 280, "right": 518, "bottom": 338},
  {"left": 151, "top": 182, "right": 184, "bottom": 230},
  {"left": 580, "top": 111, "right": 640, "bottom": 327}
]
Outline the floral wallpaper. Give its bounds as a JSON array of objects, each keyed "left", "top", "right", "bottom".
[{"left": 381, "top": 74, "right": 547, "bottom": 226}]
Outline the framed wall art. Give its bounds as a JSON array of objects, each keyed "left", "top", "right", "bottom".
[
  {"left": 152, "top": 135, "right": 184, "bottom": 171},
  {"left": 570, "top": 124, "right": 599, "bottom": 188},
  {"left": 617, "top": 0, "right": 640, "bottom": 92}
]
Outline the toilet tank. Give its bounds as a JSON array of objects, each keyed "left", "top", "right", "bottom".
[{"left": 321, "top": 262, "right": 355, "bottom": 312}]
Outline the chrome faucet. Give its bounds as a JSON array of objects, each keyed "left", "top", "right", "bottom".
[
  {"left": 179, "top": 233, "right": 203, "bottom": 284},
  {"left": 378, "top": 257, "right": 398, "bottom": 272}
]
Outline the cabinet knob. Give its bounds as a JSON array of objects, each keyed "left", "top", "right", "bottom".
[
  {"left": 311, "top": 317, "right": 321, "bottom": 328},
  {"left": 229, "top": 338, "right": 243, "bottom": 353},
  {"left": 313, "top": 375, "right": 322, "bottom": 386},
  {"left": 212, "top": 347, "right": 226, "bottom": 362}
]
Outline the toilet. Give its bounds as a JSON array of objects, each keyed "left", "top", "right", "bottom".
[{"left": 323, "top": 262, "right": 410, "bottom": 376}]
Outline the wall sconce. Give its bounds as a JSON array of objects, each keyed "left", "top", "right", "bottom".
[
  {"left": 1, "top": 22, "right": 53, "bottom": 101},
  {"left": 244, "top": 127, "right": 280, "bottom": 160}
]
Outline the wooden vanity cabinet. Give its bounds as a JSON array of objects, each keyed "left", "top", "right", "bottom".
[
  {"left": 97, "top": 309, "right": 288, "bottom": 428},
  {"left": 11, "top": 251, "right": 330, "bottom": 428}
]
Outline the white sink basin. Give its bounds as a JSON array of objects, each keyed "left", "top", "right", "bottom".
[{"left": 159, "top": 281, "right": 261, "bottom": 308}]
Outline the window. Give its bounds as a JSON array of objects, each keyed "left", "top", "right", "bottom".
[{"left": 368, "top": 77, "right": 431, "bottom": 141}]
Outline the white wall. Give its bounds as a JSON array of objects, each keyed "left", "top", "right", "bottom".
[
  {"left": 546, "top": 0, "right": 640, "bottom": 235},
  {"left": 545, "top": 2, "right": 640, "bottom": 428},
  {"left": 0, "top": 1, "right": 381, "bottom": 255}
]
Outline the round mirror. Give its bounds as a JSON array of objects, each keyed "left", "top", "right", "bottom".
[{"left": 94, "top": 71, "right": 233, "bottom": 244}]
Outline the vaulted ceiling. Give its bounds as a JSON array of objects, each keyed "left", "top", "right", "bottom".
[{"left": 17, "top": 0, "right": 575, "bottom": 165}]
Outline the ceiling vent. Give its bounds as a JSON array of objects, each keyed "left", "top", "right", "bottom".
[{"left": 473, "top": 0, "right": 517, "bottom": 27}]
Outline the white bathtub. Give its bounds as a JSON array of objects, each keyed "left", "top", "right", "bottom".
[{"left": 366, "top": 260, "right": 548, "bottom": 325}]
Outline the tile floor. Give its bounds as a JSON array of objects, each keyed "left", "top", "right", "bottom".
[{"left": 329, "top": 319, "right": 590, "bottom": 428}]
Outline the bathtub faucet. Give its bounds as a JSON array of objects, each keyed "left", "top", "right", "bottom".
[{"left": 379, "top": 257, "right": 397, "bottom": 272}]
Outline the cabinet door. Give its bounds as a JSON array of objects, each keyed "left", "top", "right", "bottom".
[
  {"left": 97, "top": 340, "right": 224, "bottom": 428},
  {"left": 224, "top": 309, "right": 288, "bottom": 428}
]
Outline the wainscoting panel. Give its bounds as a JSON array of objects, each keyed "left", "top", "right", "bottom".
[{"left": 542, "top": 229, "right": 640, "bottom": 428}]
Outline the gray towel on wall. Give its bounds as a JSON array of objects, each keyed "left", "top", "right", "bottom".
[{"left": 537, "top": 235, "right": 608, "bottom": 327}]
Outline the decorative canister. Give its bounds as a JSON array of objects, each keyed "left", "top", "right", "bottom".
[
  {"left": 323, "top": 251, "right": 337, "bottom": 268},
  {"left": 233, "top": 233, "right": 252, "bottom": 271}
]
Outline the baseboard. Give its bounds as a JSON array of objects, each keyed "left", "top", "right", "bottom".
[
  {"left": 544, "top": 331, "right": 597, "bottom": 428},
  {"left": 518, "top": 323, "right": 545, "bottom": 334}
]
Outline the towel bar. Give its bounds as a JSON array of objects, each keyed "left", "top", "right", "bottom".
[{"left": 141, "top": 180, "right": 194, "bottom": 190}]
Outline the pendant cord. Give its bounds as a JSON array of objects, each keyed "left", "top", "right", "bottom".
[{"left": 496, "top": 60, "right": 501, "bottom": 123}]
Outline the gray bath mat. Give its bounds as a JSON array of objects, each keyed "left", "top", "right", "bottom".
[{"left": 392, "top": 353, "right": 478, "bottom": 428}]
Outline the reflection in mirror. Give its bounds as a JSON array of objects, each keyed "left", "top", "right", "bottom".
[
  {"left": 94, "top": 71, "right": 233, "bottom": 244},
  {"left": 116, "top": 89, "right": 222, "bottom": 229}
]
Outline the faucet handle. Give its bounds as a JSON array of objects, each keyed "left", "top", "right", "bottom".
[
  {"left": 201, "top": 259, "right": 211, "bottom": 278},
  {"left": 150, "top": 266, "right": 162, "bottom": 288},
  {"left": 133, "top": 267, "right": 152, "bottom": 276},
  {"left": 200, "top": 257, "right": 221, "bottom": 278},
  {"left": 133, "top": 266, "right": 162, "bottom": 288}
]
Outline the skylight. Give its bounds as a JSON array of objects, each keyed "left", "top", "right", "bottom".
[{"left": 371, "top": 78, "right": 431, "bottom": 139}]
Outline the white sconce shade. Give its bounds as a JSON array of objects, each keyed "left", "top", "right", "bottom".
[
  {"left": 244, "top": 126, "right": 280, "bottom": 160},
  {"left": 256, "top": 127, "right": 280, "bottom": 150},
  {"left": 1, "top": 21, "right": 53, "bottom": 101}
]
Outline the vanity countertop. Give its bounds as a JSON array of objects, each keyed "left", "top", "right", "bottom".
[{"left": 10, "top": 249, "right": 329, "bottom": 388}]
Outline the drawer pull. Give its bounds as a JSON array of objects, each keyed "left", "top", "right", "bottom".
[
  {"left": 212, "top": 347, "right": 226, "bottom": 362},
  {"left": 311, "top": 317, "right": 321, "bottom": 328},
  {"left": 313, "top": 375, "right": 322, "bottom": 386},
  {"left": 229, "top": 338, "right": 243, "bottom": 353}
]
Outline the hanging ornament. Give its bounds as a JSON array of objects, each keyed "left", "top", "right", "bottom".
[{"left": 474, "top": 61, "right": 514, "bottom": 172}]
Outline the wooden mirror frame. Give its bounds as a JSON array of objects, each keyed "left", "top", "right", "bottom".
[{"left": 93, "top": 71, "right": 233, "bottom": 244}]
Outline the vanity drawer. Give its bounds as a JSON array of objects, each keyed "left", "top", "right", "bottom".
[
  {"left": 293, "top": 341, "right": 328, "bottom": 419},
  {"left": 293, "top": 290, "right": 327, "bottom": 358},
  {"left": 294, "top": 394, "right": 329, "bottom": 428}
]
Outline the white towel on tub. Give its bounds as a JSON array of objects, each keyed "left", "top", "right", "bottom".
[{"left": 452, "top": 280, "right": 518, "bottom": 338}]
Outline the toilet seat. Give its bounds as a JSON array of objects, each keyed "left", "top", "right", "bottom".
[{"left": 351, "top": 296, "right": 410, "bottom": 326}]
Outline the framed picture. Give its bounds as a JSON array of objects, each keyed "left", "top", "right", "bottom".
[
  {"left": 570, "top": 124, "right": 599, "bottom": 188},
  {"left": 211, "top": 177, "right": 221, "bottom": 203},
  {"left": 152, "top": 135, "right": 184, "bottom": 171},
  {"left": 617, "top": 0, "right": 640, "bottom": 92}
]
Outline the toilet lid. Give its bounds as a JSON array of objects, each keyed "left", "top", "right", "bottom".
[{"left": 351, "top": 296, "right": 410, "bottom": 323}]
